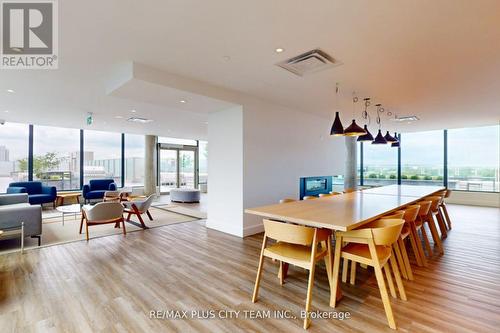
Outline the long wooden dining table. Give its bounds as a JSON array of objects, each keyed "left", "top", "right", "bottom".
[{"left": 244, "top": 184, "right": 444, "bottom": 302}]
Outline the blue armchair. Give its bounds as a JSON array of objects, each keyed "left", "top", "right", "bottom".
[
  {"left": 7, "top": 181, "right": 57, "bottom": 207},
  {"left": 83, "top": 179, "right": 117, "bottom": 203}
]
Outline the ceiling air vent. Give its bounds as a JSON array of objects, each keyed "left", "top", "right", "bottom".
[
  {"left": 276, "top": 48, "right": 342, "bottom": 76},
  {"left": 389, "top": 115, "right": 420, "bottom": 122}
]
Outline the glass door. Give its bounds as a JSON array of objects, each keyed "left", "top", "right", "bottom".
[
  {"left": 159, "top": 149, "right": 178, "bottom": 192},
  {"left": 179, "top": 150, "right": 195, "bottom": 188},
  {"left": 158, "top": 144, "right": 199, "bottom": 194}
]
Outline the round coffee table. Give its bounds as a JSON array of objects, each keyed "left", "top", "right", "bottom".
[{"left": 56, "top": 204, "right": 82, "bottom": 226}]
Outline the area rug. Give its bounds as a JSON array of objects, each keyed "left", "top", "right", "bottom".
[
  {"left": 153, "top": 203, "right": 207, "bottom": 219},
  {"left": 0, "top": 206, "right": 199, "bottom": 255}
]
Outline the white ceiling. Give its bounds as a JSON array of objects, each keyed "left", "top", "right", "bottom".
[{"left": 1, "top": 0, "right": 499, "bottom": 138}]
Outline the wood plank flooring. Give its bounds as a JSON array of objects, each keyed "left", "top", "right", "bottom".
[{"left": 0, "top": 205, "right": 499, "bottom": 332}]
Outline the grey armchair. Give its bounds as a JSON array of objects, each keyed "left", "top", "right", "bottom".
[
  {"left": 80, "top": 202, "right": 125, "bottom": 241},
  {"left": 0, "top": 193, "right": 42, "bottom": 245},
  {"left": 122, "top": 195, "right": 155, "bottom": 229}
]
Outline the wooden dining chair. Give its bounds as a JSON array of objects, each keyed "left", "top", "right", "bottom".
[
  {"left": 80, "top": 202, "right": 125, "bottom": 241},
  {"left": 303, "top": 196, "right": 317, "bottom": 200},
  {"left": 426, "top": 195, "right": 448, "bottom": 239},
  {"left": 353, "top": 210, "right": 409, "bottom": 280},
  {"left": 422, "top": 196, "right": 445, "bottom": 253},
  {"left": 279, "top": 198, "right": 296, "bottom": 204},
  {"left": 252, "top": 219, "right": 332, "bottom": 329},
  {"left": 330, "top": 191, "right": 343, "bottom": 195},
  {"left": 319, "top": 193, "right": 335, "bottom": 197},
  {"left": 331, "top": 219, "right": 406, "bottom": 329},
  {"left": 414, "top": 200, "right": 434, "bottom": 258},
  {"left": 438, "top": 190, "right": 451, "bottom": 230},
  {"left": 343, "top": 188, "right": 357, "bottom": 193},
  {"left": 440, "top": 190, "right": 452, "bottom": 230}
]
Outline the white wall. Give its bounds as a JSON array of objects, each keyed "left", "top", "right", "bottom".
[
  {"left": 206, "top": 107, "right": 244, "bottom": 236},
  {"left": 242, "top": 100, "right": 346, "bottom": 236},
  {"left": 446, "top": 191, "right": 500, "bottom": 207}
]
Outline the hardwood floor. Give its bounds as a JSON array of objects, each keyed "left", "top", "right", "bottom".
[{"left": 0, "top": 204, "right": 499, "bottom": 332}]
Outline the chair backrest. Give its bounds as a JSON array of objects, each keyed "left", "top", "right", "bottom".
[
  {"left": 9, "top": 181, "right": 42, "bottom": 194},
  {"left": 445, "top": 189, "right": 452, "bottom": 198},
  {"left": 426, "top": 196, "right": 441, "bottom": 212},
  {"left": 343, "top": 188, "right": 357, "bottom": 193},
  {"left": 89, "top": 179, "right": 115, "bottom": 191},
  {"left": 133, "top": 194, "right": 155, "bottom": 212},
  {"left": 371, "top": 219, "right": 405, "bottom": 246},
  {"left": 403, "top": 204, "right": 420, "bottom": 223},
  {"left": 263, "top": 219, "right": 316, "bottom": 246},
  {"left": 416, "top": 200, "right": 432, "bottom": 216},
  {"left": 330, "top": 191, "right": 342, "bottom": 195},
  {"left": 84, "top": 202, "right": 123, "bottom": 221},
  {"left": 303, "top": 196, "right": 317, "bottom": 200},
  {"left": 279, "top": 198, "right": 296, "bottom": 204},
  {"left": 384, "top": 210, "right": 405, "bottom": 219},
  {"left": 319, "top": 193, "right": 334, "bottom": 197}
]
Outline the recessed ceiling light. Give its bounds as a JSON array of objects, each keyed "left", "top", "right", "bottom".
[
  {"left": 130, "top": 109, "right": 136, "bottom": 113},
  {"left": 4, "top": 110, "right": 9, "bottom": 113},
  {"left": 114, "top": 116, "right": 123, "bottom": 119},
  {"left": 6, "top": 89, "right": 15, "bottom": 93},
  {"left": 222, "top": 56, "right": 231, "bottom": 62},
  {"left": 275, "top": 48, "right": 284, "bottom": 53},
  {"left": 180, "top": 100, "right": 186, "bottom": 103}
]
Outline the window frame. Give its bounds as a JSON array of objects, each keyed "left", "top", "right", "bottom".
[{"left": 358, "top": 126, "right": 499, "bottom": 193}]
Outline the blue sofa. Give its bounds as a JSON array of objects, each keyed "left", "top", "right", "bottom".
[
  {"left": 83, "top": 179, "right": 117, "bottom": 203},
  {"left": 7, "top": 181, "right": 57, "bottom": 207}
]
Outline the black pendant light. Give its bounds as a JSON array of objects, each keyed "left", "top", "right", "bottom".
[
  {"left": 372, "top": 104, "right": 388, "bottom": 144},
  {"left": 330, "top": 83, "right": 344, "bottom": 136},
  {"left": 330, "top": 112, "right": 344, "bottom": 136},
  {"left": 357, "top": 98, "right": 374, "bottom": 142},
  {"left": 344, "top": 94, "right": 366, "bottom": 136},
  {"left": 372, "top": 129, "right": 388, "bottom": 144},
  {"left": 357, "top": 125, "right": 374, "bottom": 141},
  {"left": 384, "top": 131, "right": 398, "bottom": 143},
  {"left": 344, "top": 120, "right": 366, "bottom": 136},
  {"left": 391, "top": 133, "right": 400, "bottom": 147}
]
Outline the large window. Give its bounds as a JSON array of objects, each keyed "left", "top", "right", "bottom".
[
  {"left": 125, "top": 134, "right": 145, "bottom": 187},
  {"left": 401, "top": 130, "right": 444, "bottom": 186},
  {"left": 0, "top": 122, "right": 29, "bottom": 193},
  {"left": 361, "top": 142, "right": 398, "bottom": 186},
  {"left": 33, "top": 126, "right": 80, "bottom": 190},
  {"left": 84, "top": 130, "right": 121, "bottom": 186},
  {"left": 448, "top": 125, "right": 499, "bottom": 192},
  {"left": 198, "top": 140, "right": 208, "bottom": 185}
]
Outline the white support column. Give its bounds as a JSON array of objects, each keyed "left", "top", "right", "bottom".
[
  {"left": 144, "top": 135, "right": 157, "bottom": 196},
  {"left": 344, "top": 136, "right": 358, "bottom": 191}
]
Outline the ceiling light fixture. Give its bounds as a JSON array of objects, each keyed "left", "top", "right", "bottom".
[
  {"left": 128, "top": 117, "right": 153, "bottom": 123},
  {"left": 114, "top": 116, "right": 123, "bottom": 119},
  {"left": 4, "top": 110, "right": 9, "bottom": 113},
  {"left": 330, "top": 83, "right": 344, "bottom": 136},
  {"left": 391, "top": 133, "right": 400, "bottom": 147},
  {"left": 275, "top": 48, "right": 284, "bottom": 53},
  {"left": 384, "top": 131, "right": 398, "bottom": 143},
  {"left": 372, "top": 104, "right": 388, "bottom": 145},
  {"left": 343, "top": 94, "right": 366, "bottom": 136},
  {"left": 179, "top": 100, "right": 186, "bottom": 103},
  {"left": 130, "top": 109, "right": 137, "bottom": 113},
  {"left": 357, "top": 98, "right": 374, "bottom": 142},
  {"left": 6, "top": 89, "right": 15, "bottom": 93}
]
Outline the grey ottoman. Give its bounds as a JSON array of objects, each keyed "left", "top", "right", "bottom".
[{"left": 170, "top": 188, "right": 201, "bottom": 203}]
